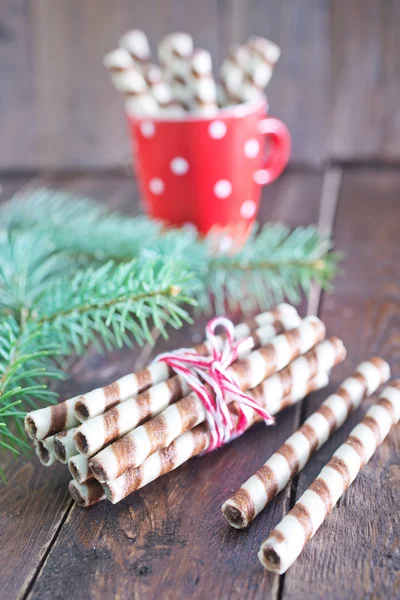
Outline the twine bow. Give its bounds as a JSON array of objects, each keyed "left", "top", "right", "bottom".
[{"left": 155, "top": 317, "right": 274, "bottom": 451}]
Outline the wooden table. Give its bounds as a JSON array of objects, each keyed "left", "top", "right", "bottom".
[{"left": 0, "top": 168, "right": 399, "bottom": 600}]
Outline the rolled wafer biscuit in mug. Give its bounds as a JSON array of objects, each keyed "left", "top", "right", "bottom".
[
  {"left": 119, "top": 70, "right": 160, "bottom": 117},
  {"left": 142, "top": 63, "right": 185, "bottom": 116},
  {"left": 103, "top": 48, "right": 136, "bottom": 91},
  {"left": 259, "top": 381, "right": 400, "bottom": 574},
  {"left": 119, "top": 29, "right": 151, "bottom": 66},
  {"left": 220, "top": 43, "right": 250, "bottom": 105},
  {"left": 189, "top": 49, "right": 218, "bottom": 115},
  {"left": 245, "top": 36, "right": 281, "bottom": 89}
]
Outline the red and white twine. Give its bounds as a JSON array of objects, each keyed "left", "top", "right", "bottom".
[{"left": 155, "top": 317, "right": 274, "bottom": 451}]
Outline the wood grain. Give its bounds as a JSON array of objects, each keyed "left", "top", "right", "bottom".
[
  {"left": 330, "top": 0, "right": 400, "bottom": 161},
  {"left": 282, "top": 170, "right": 400, "bottom": 599},
  {"left": 0, "top": 0, "right": 38, "bottom": 168},
  {"left": 24, "top": 172, "right": 326, "bottom": 600}
]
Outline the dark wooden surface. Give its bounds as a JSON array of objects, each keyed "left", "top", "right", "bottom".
[
  {"left": 2, "top": 1, "right": 400, "bottom": 169},
  {"left": 0, "top": 169, "right": 399, "bottom": 600}
]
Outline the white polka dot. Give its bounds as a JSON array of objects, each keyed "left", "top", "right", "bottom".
[
  {"left": 140, "top": 121, "right": 156, "bottom": 138},
  {"left": 244, "top": 139, "right": 260, "bottom": 158},
  {"left": 208, "top": 120, "right": 227, "bottom": 139},
  {"left": 254, "top": 170, "right": 270, "bottom": 185},
  {"left": 214, "top": 179, "right": 232, "bottom": 199},
  {"left": 149, "top": 177, "right": 165, "bottom": 195},
  {"left": 240, "top": 200, "right": 257, "bottom": 219},
  {"left": 170, "top": 157, "right": 189, "bottom": 176},
  {"left": 219, "top": 236, "right": 233, "bottom": 252}
]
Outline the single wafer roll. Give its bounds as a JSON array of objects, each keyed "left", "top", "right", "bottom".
[
  {"left": 259, "top": 380, "right": 400, "bottom": 574},
  {"left": 220, "top": 44, "right": 249, "bottom": 105},
  {"left": 73, "top": 304, "right": 300, "bottom": 422},
  {"left": 34, "top": 435, "right": 56, "bottom": 467},
  {"left": 103, "top": 48, "right": 136, "bottom": 91},
  {"left": 142, "top": 63, "right": 184, "bottom": 115},
  {"left": 121, "top": 71, "right": 160, "bottom": 117},
  {"left": 25, "top": 396, "right": 79, "bottom": 440},
  {"left": 74, "top": 311, "right": 300, "bottom": 458},
  {"left": 158, "top": 32, "right": 193, "bottom": 66},
  {"left": 68, "top": 454, "right": 94, "bottom": 484},
  {"left": 119, "top": 29, "right": 151, "bottom": 66},
  {"left": 53, "top": 427, "right": 79, "bottom": 463},
  {"left": 158, "top": 33, "right": 193, "bottom": 109},
  {"left": 69, "top": 479, "right": 105, "bottom": 508},
  {"left": 89, "top": 332, "right": 342, "bottom": 484},
  {"left": 222, "top": 357, "right": 390, "bottom": 528},
  {"left": 102, "top": 372, "right": 330, "bottom": 504},
  {"left": 245, "top": 36, "right": 281, "bottom": 88},
  {"left": 189, "top": 49, "right": 218, "bottom": 115}
]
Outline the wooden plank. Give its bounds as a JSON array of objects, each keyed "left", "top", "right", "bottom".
[
  {"left": 26, "top": 171, "right": 327, "bottom": 600},
  {"left": 331, "top": 0, "right": 400, "bottom": 161},
  {"left": 218, "top": 0, "right": 330, "bottom": 166},
  {"left": 282, "top": 169, "right": 400, "bottom": 599},
  {"left": 0, "top": 0, "right": 38, "bottom": 169},
  {"left": 0, "top": 175, "right": 152, "bottom": 600}
]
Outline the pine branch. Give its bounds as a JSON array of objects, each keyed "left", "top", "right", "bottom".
[{"left": 32, "top": 257, "right": 198, "bottom": 354}]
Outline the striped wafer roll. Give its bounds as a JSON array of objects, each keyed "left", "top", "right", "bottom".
[
  {"left": 244, "top": 36, "right": 281, "bottom": 89},
  {"left": 103, "top": 48, "right": 136, "bottom": 91},
  {"left": 189, "top": 49, "right": 218, "bottom": 115},
  {"left": 68, "top": 454, "right": 94, "bottom": 484},
  {"left": 119, "top": 29, "right": 151, "bottom": 66},
  {"left": 53, "top": 427, "right": 79, "bottom": 463},
  {"left": 259, "top": 381, "right": 400, "bottom": 574},
  {"left": 73, "top": 304, "right": 300, "bottom": 422},
  {"left": 102, "top": 372, "right": 330, "bottom": 505},
  {"left": 142, "top": 63, "right": 185, "bottom": 116},
  {"left": 120, "top": 71, "right": 160, "bottom": 117},
  {"left": 25, "top": 396, "right": 79, "bottom": 440},
  {"left": 158, "top": 32, "right": 193, "bottom": 67},
  {"left": 158, "top": 33, "right": 193, "bottom": 109},
  {"left": 34, "top": 435, "right": 56, "bottom": 467},
  {"left": 74, "top": 310, "right": 301, "bottom": 458},
  {"left": 220, "top": 44, "right": 249, "bottom": 105},
  {"left": 222, "top": 357, "right": 390, "bottom": 528},
  {"left": 89, "top": 332, "right": 342, "bottom": 484},
  {"left": 69, "top": 479, "right": 105, "bottom": 508}
]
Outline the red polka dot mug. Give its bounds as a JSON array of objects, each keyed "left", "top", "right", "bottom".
[{"left": 127, "top": 99, "right": 290, "bottom": 249}]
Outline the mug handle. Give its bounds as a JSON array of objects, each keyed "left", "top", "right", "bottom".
[{"left": 255, "top": 118, "right": 291, "bottom": 185}]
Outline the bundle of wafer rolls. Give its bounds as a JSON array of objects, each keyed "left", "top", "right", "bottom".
[
  {"left": 25, "top": 303, "right": 355, "bottom": 509},
  {"left": 103, "top": 29, "right": 280, "bottom": 117}
]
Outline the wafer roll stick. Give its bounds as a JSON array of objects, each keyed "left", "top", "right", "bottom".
[
  {"left": 189, "top": 49, "right": 218, "bottom": 115},
  {"left": 69, "top": 479, "right": 105, "bottom": 508},
  {"left": 68, "top": 454, "right": 94, "bottom": 484},
  {"left": 103, "top": 372, "right": 330, "bottom": 505},
  {"left": 74, "top": 310, "right": 300, "bottom": 458},
  {"left": 53, "top": 427, "right": 79, "bottom": 463},
  {"left": 259, "top": 381, "right": 400, "bottom": 574},
  {"left": 222, "top": 357, "right": 390, "bottom": 528},
  {"left": 119, "top": 71, "right": 160, "bottom": 117},
  {"left": 244, "top": 36, "right": 281, "bottom": 89},
  {"left": 34, "top": 435, "right": 56, "bottom": 467},
  {"left": 142, "top": 64, "right": 185, "bottom": 116},
  {"left": 103, "top": 48, "right": 136, "bottom": 91},
  {"left": 158, "top": 33, "right": 193, "bottom": 109},
  {"left": 73, "top": 304, "right": 299, "bottom": 421},
  {"left": 220, "top": 44, "right": 249, "bottom": 105},
  {"left": 90, "top": 330, "right": 342, "bottom": 484},
  {"left": 25, "top": 396, "right": 79, "bottom": 440},
  {"left": 119, "top": 29, "right": 151, "bottom": 66}
]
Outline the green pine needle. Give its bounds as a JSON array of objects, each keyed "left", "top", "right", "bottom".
[{"left": 0, "top": 188, "right": 341, "bottom": 468}]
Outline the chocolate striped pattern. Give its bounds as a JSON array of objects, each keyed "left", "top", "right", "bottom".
[
  {"left": 220, "top": 44, "right": 250, "bottom": 105},
  {"left": 89, "top": 330, "right": 342, "bottom": 484},
  {"left": 259, "top": 381, "right": 400, "bottom": 574},
  {"left": 72, "top": 304, "right": 299, "bottom": 422},
  {"left": 102, "top": 372, "right": 330, "bottom": 505},
  {"left": 102, "top": 48, "right": 136, "bottom": 92},
  {"left": 53, "top": 426, "right": 79, "bottom": 463},
  {"left": 25, "top": 396, "right": 79, "bottom": 441},
  {"left": 188, "top": 49, "right": 218, "bottom": 115},
  {"left": 222, "top": 357, "right": 390, "bottom": 528},
  {"left": 119, "top": 30, "right": 151, "bottom": 67},
  {"left": 68, "top": 480, "right": 105, "bottom": 508},
  {"left": 68, "top": 454, "right": 94, "bottom": 485},
  {"left": 73, "top": 307, "right": 301, "bottom": 458}
]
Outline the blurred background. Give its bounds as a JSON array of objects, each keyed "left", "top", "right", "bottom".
[{"left": 2, "top": 0, "right": 399, "bottom": 172}]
